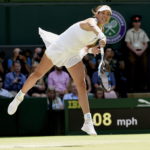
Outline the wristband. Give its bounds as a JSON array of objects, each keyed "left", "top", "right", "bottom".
[{"left": 97, "top": 32, "right": 106, "bottom": 40}]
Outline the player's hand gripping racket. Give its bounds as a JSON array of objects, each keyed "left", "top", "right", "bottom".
[{"left": 98, "top": 48, "right": 111, "bottom": 92}]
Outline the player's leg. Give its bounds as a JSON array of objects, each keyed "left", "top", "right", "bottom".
[
  {"left": 67, "top": 61, "right": 97, "bottom": 135},
  {"left": 22, "top": 54, "right": 53, "bottom": 93},
  {"left": 8, "top": 54, "right": 54, "bottom": 115}
]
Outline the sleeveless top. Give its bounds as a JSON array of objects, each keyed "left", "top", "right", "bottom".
[
  {"left": 39, "top": 18, "right": 103, "bottom": 52},
  {"left": 53, "top": 18, "right": 99, "bottom": 53}
]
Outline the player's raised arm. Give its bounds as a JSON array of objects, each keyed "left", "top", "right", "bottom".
[{"left": 80, "top": 5, "right": 111, "bottom": 55}]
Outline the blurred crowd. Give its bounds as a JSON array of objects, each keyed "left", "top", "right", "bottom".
[
  {"left": 0, "top": 15, "right": 150, "bottom": 110},
  {"left": 0, "top": 46, "right": 122, "bottom": 100}
]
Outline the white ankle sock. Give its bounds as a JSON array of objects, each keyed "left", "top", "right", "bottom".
[
  {"left": 84, "top": 112, "right": 92, "bottom": 120},
  {"left": 16, "top": 90, "right": 25, "bottom": 101},
  {"left": 19, "top": 90, "right": 25, "bottom": 96}
]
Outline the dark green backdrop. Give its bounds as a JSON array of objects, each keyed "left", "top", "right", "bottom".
[
  {"left": 0, "top": 1, "right": 150, "bottom": 48},
  {"left": 1, "top": 97, "right": 150, "bottom": 136}
]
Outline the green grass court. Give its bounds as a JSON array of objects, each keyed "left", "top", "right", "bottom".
[{"left": 0, "top": 134, "right": 150, "bottom": 150}]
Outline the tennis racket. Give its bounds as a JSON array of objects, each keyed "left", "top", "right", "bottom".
[{"left": 98, "top": 48, "right": 111, "bottom": 92}]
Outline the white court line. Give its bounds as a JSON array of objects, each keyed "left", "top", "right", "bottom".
[{"left": 0, "top": 139, "right": 149, "bottom": 149}]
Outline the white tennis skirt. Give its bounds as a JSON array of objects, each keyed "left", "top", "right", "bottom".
[
  {"left": 39, "top": 27, "right": 86, "bottom": 68},
  {"left": 45, "top": 44, "right": 82, "bottom": 68}
]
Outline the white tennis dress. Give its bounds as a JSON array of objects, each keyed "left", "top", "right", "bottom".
[{"left": 39, "top": 19, "right": 101, "bottom": 68}]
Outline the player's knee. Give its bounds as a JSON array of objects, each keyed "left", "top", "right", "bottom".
[{"left": 77, "top": 80, "right": 86, "bottom": 90}]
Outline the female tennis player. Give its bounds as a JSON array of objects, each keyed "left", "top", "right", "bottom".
[{"left": 7, "top": 5, "right": 112, "bottom": 135}]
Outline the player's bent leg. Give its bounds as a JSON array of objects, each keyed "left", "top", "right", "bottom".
[
  {"left": 67, "top": 62, "right": 89, "bottom": 114},
  {"left": 8, "top": 54, "right": 54, "bottom": 115},
  {"left": 67, "top": 61, "right": 97, "bottom": 135}
]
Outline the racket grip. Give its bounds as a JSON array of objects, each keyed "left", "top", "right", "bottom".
[{"left": 100, "top": 48, "right": 104, "bottom": 55}]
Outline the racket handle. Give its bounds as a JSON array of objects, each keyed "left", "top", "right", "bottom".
[{"left": 100, "top": 48, "right": 104, "bottom": 55}]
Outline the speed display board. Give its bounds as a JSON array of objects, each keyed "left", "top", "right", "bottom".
[{"left": 64, "top": 98, "right": 150, "bottom": 134}]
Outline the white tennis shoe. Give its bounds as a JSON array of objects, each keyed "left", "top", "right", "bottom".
[
  {"left": 7, "top": 91, "right": 24, "bottom": 115},
  {"left": 81, "top": 119, "right": 97, "bottom": 135}
]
